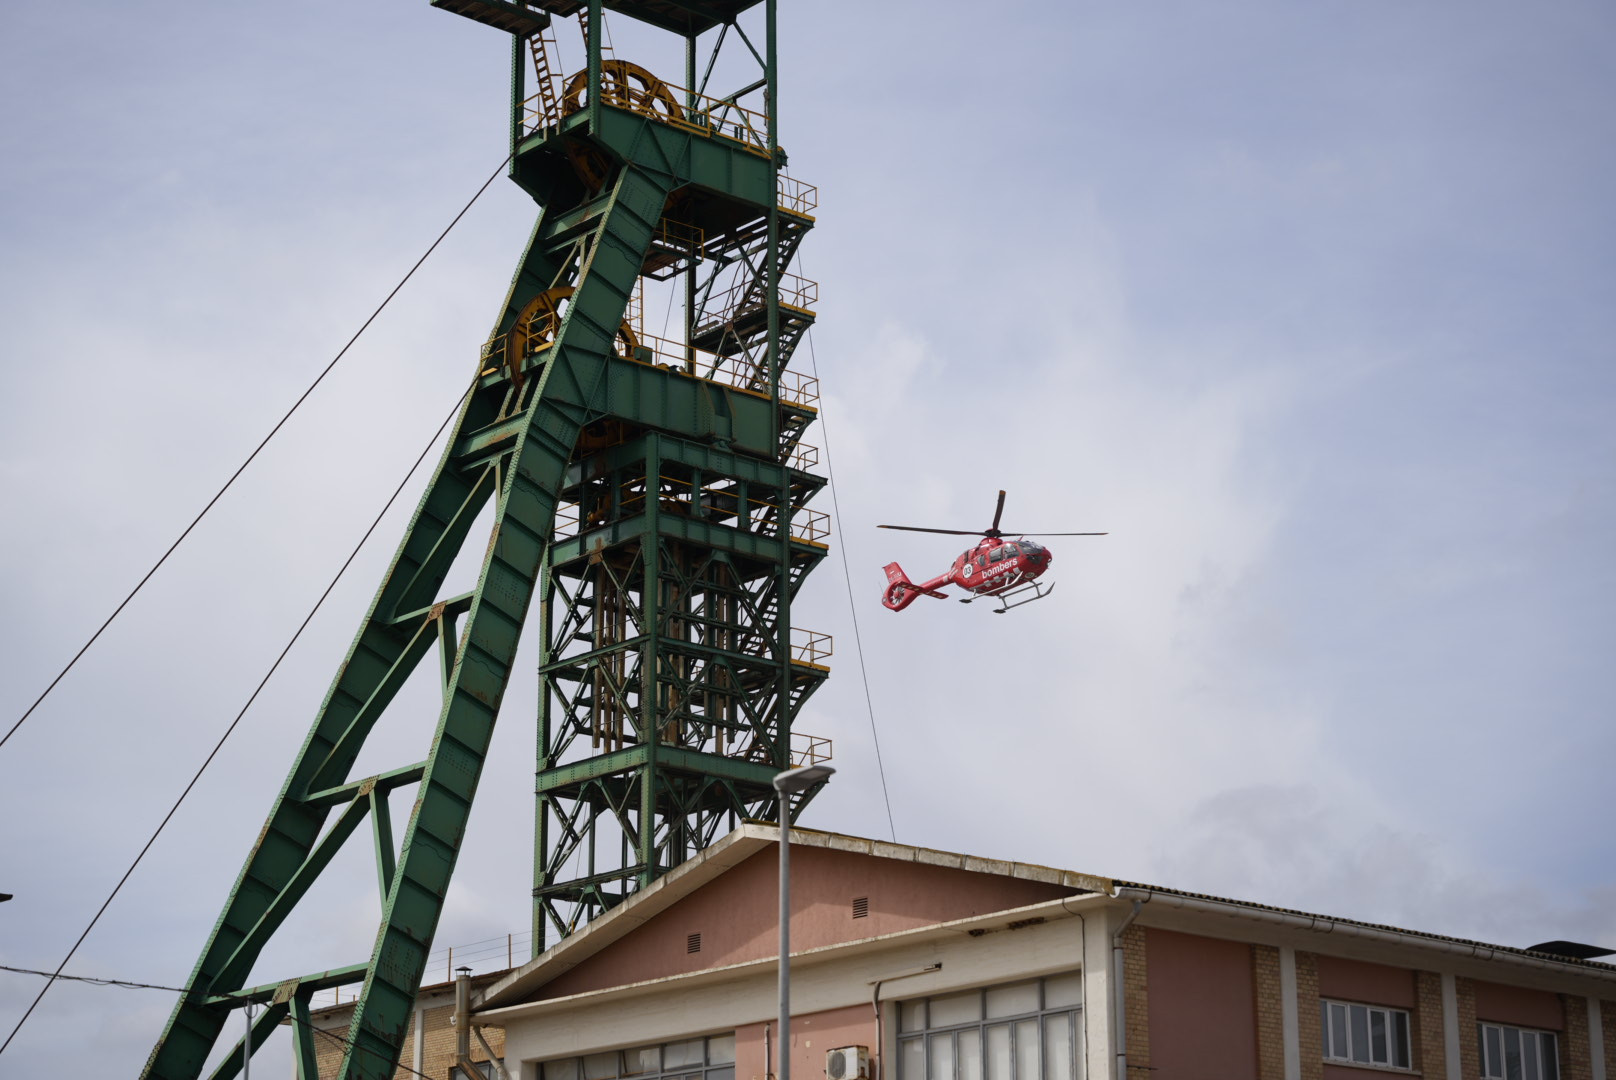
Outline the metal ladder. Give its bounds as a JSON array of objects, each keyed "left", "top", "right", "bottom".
[{"left": 529, "top": 24, "right": 562, "bottom": 128}]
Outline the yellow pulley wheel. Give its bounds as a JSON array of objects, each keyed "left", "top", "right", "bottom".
[
  {"left": 507, "top": 285, "right": 641, "bottom": 376},
  {"left": 561, "top": 59, "right": 684, "bottom": 122}
]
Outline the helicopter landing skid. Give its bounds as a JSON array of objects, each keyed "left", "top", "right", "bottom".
[{"left": 959, "top": 578, "right": 1055, "bottom": 614}]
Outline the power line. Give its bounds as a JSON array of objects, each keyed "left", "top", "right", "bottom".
[
  {"left": 0, "top": 963, "right": 186, "bottom": 994},
  {"left": 0, "top": 962, "right": 440, "bottom": 1080},
  {"left": 0, "top": 151, "right": 514, "bottom": 755},
  {"left": 0, "top": 381, "right": 475, "bottom": 1058},
  {"left": 802, "top": 323, "right": 898, "bottom": 843}
]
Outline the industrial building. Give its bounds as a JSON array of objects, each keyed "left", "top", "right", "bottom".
[{"left": 311, "top": 824, "right": 1616, "bottom": 1080}]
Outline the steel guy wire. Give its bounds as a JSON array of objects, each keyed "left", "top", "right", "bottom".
[
  {"left": 800, "top": 320, "right": 898, "bottom": 843},
  {"left": 0, "top": 380, "right": 476, "bottom": 1058},
  {"left": 0, "top": 150, "right": 514, "bottom": 755},
  {"left": 0, "top": 963, "right": 440, "bottom": 1080}
]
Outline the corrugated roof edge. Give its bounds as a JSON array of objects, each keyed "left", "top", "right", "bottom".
[
  {"left": 1110, "top": 879, "right": 1616, "bottom": 974},
  {"left": 481, "top": 825, "right": 1613, "bottom": 1014}
]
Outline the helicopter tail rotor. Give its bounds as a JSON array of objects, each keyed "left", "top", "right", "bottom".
[{"left": 881, "top": 562, "right": 948, "bottom": 612}]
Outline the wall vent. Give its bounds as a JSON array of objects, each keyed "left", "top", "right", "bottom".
[
  {"left": 852, "top": 896, "right": 869, "bottom": 919},
  {"left": 687, "top": 932, "right": 702, "bottom": 953}
]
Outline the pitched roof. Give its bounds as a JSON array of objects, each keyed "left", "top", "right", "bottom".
[
  {"left": 478, "top": 822, "right": 1107, "bottom": 1010},
  {"left": 477, "top": 824, "right": 1616, "bottom": 1014}
]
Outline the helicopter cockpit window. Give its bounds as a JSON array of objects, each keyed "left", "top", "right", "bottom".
[{"left": 989, "top": 546, "right": 1008, "bottom": 562}]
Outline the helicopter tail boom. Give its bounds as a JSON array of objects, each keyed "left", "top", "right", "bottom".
[{"left": 881, "top": 562, "right": 948, "bottom": 611}]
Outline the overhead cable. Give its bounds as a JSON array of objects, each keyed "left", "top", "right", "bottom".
[
  {"left": 802, "top": 323, "right": 898, "bottom": 842},
  {"left": 0, "top": 962, "right": 439, "bottom": 1080},
  {"left": 0, "top": 381, "right": 474, "bottom": 1057},
  {"left": 0, "top": 151, "right": 514, "bottom": 754}
]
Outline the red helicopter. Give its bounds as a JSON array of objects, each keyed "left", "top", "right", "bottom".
[{"left": 879, "top": 491, "right": 1106, "bottom": 614}]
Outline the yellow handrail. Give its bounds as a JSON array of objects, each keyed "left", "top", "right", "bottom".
[{"left": 790, "top": 628, "right": 833, "bottom": 667}]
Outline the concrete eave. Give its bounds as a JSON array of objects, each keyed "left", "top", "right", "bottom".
[
  {"left": 473, "top": 891, "right": 1112, "bottom": 1025},
  {"left": 477, "top": 823, "right": 1111, "bottom": 1012}
]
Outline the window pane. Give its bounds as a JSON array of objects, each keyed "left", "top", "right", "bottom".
[
  {"left": 584, "top": 1053, "right": 620, "bottom": 1080},
  {"left": 1522, "top": 1033, "right": 1539, "bottom": 1080},
  {"left": 706, "top": 1068, "right": 734, "bottom": 1080},
  {"left": 1350, "top": 1005, "right": 1370, "bottom": 1064},
  {"left": 901, "top": 1001, "right": 927, "bottom": 1034},
  {"left": 1485, "top": 1026, "right": 1502, "bottom": 1078},
  {"left": 986, "top": 983, "right": 1040, "bottom": 1020},
  {"left": 1504, "top": 1027, "right": 1522, "bottom": 1080},
  {"left": 1043, "top": 974, "right": 1082, "bottom": 1010},
  {"left": 546, "top": 1061, "right": 580, "bottom": 1080},
  {"left": 1015, "top": 1019, "right": 1040, "bottom": 1080},
  {"left": 1393, "top": 1011, "right": 1411, "bottom": 1069},
  {"left": 901, "top": 1038, "right": 925, "bottom": 1080},
  {"left": 932, "top": 991, "right": 983, "bottom": 1028},
  {"left": 929, "top": 1034, "right": 956, "bottom": 1080},
  {"left": 959, "top": 1028, "right": 982, "bottom": 1080},
  {"left": 1542, "top": 1033, "right": 1559, "bottom": 1080},
  {"left": 1329, "top": 1004, "right": 1349, "bottom": 1060},
  {"left": 1044, "top": 1015, "right": 1074, "bottom": 1080},
  {"left": 707, "top": 1037, "right": 736, "bottom": 1067},
  {"left": 624, "top": 1048, "right": 659, "bottom": 1076},
  {"left": 1370, "top": 1010, "right": 1389, "bottom": 1065},
  {"left": 986, "top": 1024, "right": 1012, "bottom": 1080},
  {"left": 662, "top": 1042, "right": 701, "bottom": 1070}
]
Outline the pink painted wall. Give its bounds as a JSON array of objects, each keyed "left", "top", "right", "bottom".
[
  {"left": 1145, "top": 928, "right": 1259, "bottom": 1080},
  {"left": 737, "top": 1005, "right": 876, "bottom": 1080},
  {"left": 537, "top": 846, "right": 1077, "bottom": 1000},
  {"left": 1474, "top": 980, "right": 1564, "bottom": 1030},
  {"left": 1316, "top": 956, "right": 1416, "bottom": 1008}
]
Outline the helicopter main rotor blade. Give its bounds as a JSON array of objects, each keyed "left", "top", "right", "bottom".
[
  {"left": 990, "top": 490, "right": 1007, "bottom": 533},
  {"left": 876, "top": 525, "right": 984, "bottom": 536},
  {"left": 1007, "top": 531, "right": 1109, "bottom": 537}
]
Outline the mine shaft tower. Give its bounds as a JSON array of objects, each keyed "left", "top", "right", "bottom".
[{"left": 142, "top": 2, "right": 830, "bottom": 1077}]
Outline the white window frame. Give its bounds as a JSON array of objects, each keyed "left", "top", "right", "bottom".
[
  {"left": 897, "top": 973, "right": 1083, "bottom": 1080},
  {"left": 1320, "top": 998, "right": 1412, "bottom": 1070},
  {"left": 541, "top": 1034, "right": 737, "bottom": 1080},
  {"left": 1478, "top": 1021, "right": 1560, "bottom": 1080}
]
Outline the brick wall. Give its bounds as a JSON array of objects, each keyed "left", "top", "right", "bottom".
[
  {"left": 1122, "top": 922, "right": 1151, "bottom": 1075},
  {"left": 1604, "top": 999, "right": 1616, "bottom": 1074},
  {"left": 1252, "top": 945, "right": 1285, "bottom": 1080},
  {"left": 313, "top": 994, "right": 507, "bottom": 1080},
  {"left": 1414, "top": 971, "right": 1445, "bottom": 1078},
  {"left": 418, "top": 1002, "right": 509, "bottom": 1080},
  {"left": 1562, "top": 995, "right": 1592, "bottom": 1080},
  {"left": 1294, "top": 952, "right": 1321, "bottom": 1080},
  {"left": 313, "top": 1020, "right": 347, "bottom": 1079},
  {"left": 1456, "top": 977, "right": 1480, "bottom": 1080}
]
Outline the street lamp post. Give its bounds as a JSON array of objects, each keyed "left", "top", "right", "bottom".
[{"left": 773, "top": 764, "right": 835, "bottom": 1080}]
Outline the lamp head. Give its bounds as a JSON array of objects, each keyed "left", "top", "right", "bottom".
[{"left": 773, "top": 764, "right": 835, "bottom": 795}]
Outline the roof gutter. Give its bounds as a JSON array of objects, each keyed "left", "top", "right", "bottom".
[{"left": 1108, "top": 886, "right": 1616, "bottom": 987}]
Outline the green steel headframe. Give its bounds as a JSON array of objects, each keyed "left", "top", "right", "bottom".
[{"left": 141, "top": 2, "right": 829, "bottom": 1077}]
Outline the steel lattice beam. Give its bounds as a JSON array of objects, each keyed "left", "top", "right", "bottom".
[{"left": 143, "top": 3, "right": 827, "bottom": 1076}]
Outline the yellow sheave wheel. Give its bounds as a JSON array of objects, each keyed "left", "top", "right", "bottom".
[
  {"left": 508, "top": 286, "right": 641, "bottom": 370},
  {"left": 561, "top": 60, "right": 684, "bottom": 122}
]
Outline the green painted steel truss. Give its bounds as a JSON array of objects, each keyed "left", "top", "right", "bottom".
[{"left": 141, "top": 3, "right": 827, "bottom": 1078}]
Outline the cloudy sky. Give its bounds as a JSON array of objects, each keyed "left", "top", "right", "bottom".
[{"left": 2, "top": 0, "right": 1613, "bottom": 1073}]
